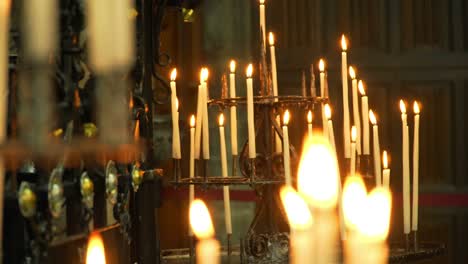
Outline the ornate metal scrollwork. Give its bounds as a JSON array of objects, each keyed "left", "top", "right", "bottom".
[
  {"left": 48, "top": 168, "right": 65, "bottom": 218},
  {"left": 241, "top": 232, "right": 290, "bottom": 264},
  {"left": 105, "top": 160, "right": 118, "bottom": 205}
]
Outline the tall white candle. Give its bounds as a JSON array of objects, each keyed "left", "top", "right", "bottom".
[
  {"left": 307, "top": 110, "right": 313, "bottom": 139},
  {"left": 282, "top": 110, "right": 292, "bottom": 186},
  {"left": 382, "top": 151, "right": 391, "bottom": 189},
  {"left": 229, "top": 61, "right": 238, "bottom": 156},
  {"left": 201, "top": 68, "right": 210, "bottom": 160},
  {"left": 246, "top": 64, "right": 256, "bottom": 159},
  {"left": 269, "top": 33, "right": 278, "bottom": 101},
  {"left": 349, "top": 66, "right": 361, "bottom": 155},
  {"left": 172, "top": 98, "right": 181, "bottom": 159},
  {"left": 319, "top": 60, "right": 328, "bottom": 137},
  {"left": 359, "top": 81, "right": 370, "bottom": 155},
  {"left": 190, "top": 200, "right": 220, "bottom": 264},
  {"left": 189, "top": 115, "right": 196, "bottom": 236},
  {"left": 369, "top": 110, "right": 381, "bottom": 186},
  {"left": 324, "top": 104, "right": 336, "bottom": 154},
  {"left": 218, "top": 114, "right": 232, "bottom": 235},
  {"left": 350, "top": 126, "right": 357, "bottom": 176},
  {"left": 259, "top": 0, "right": 266, "bottom": 51},
  {"left": 412, "top": 102, "right": 420, "bottom": 232},
  {"left": 341, "top": 35, "right": 351, "bottom": 159},
  {"left": 194, "top": 84, "right": 203, "bottom": 160},
  {"left": 400, "top": 100, "right": 410, "bottom": 235}
]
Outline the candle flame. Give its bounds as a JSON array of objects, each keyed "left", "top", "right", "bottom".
[
  {"left": 357, "top": 187, "right": 392, "bottom": 242},
  {"left": 230, "top": 60, "right": 236, "bottom": 73},
  {"left": 280, "top": 185, "right": 313, "bottom": 230},
  {"left": 349, "top": 66, "right": 356, "bottom": 79},
  {"left": 351, "top": 126, "right": 357, "bottom": 142},
  {"left": 324, "top": 104, "right": 332, "bottom": 119},
  {"left": 134, "top": 119, "right": 140, "bottom": 141},
  {"left": 189, "top": 199, "right": 215, "bottom": 239},
  {"left": 358, "top": 80, "right": 366, "bottom": 95},
  {"left": 413, "top": 101, "right": 420, "bottom": 114},
  {"left": 297, "top": 136, "right": 340, "bottom": 209},
  {"left": 190, "top": 115, "right": 196, "bottom": 128},
  {"left": 170, "top": 68, "right": 177, "bottom": 81},
  {"left": 369, "top": 110, "right": 377, "bottom": 125},
  {"left": 246, "top": 64, "right": 253, "bottom": 77},
  {"left": 200, "top": 68, "right": 209, "bottom": 83},
  {"left": 307, "top": 110, "right": 313, "bottom": 124},
  {"left": 259, "top": 0, "right": 265, "bottom": 4},
  {"left": 268, "top": 32, "right": 275, "bottom": 46},
  {"left": 318, "top": 59, "right": 325, "bottom": 72},
  {"left": 342, "top": 175, "right": 367, "bottom": 230},
  {"left": 86, "top": 233, "right": 106, "bottom": 264},
  {"left": 341, "top": 34, "right": 348, "bottom": 51},
  {"left": 283, "top": 110, "right": 290, "bottom": 125},
  {"left": 399, "top": 100, "right": 406, "bottom": 113},
  {"left": 382, "top": 150, "right": 388, "bottom": 169},
  {"left": 219, "top": 113, "right": 225, "bottom": 126}
]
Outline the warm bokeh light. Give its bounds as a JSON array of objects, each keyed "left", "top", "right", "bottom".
[
  {"left": 246, "top": 64, "right": 253, "bottom": 77},
  {"left": 357, "top": 187, "right": 392, "bottom": 242},
  {"left": 218, "top": 113, "right": 225, "bottom": 126},
  {"left": 358, "top": 80, "right": 365, "bottom": 95},
  {"left": 175, "top": 98, "right": 179, "bottom": 111},
  {"left": 319, "top": 59, "right": 325, "bottom": 72},
  {"left": 369, "top": 110, "right": 377, "bottom": 125},
  {"left": 190, "top": 115, "right": 196, "bottom": 128},
  {"left": 413, "top": 101, "right": 420, "bottom": 114},
  {"left": 86, "top": 233, "right": 106, "bottom": 264},
  {"left": 382, "top": 150, "right": 388, "bottom": 169},
  {"left": 200, "top": 68, "right": 209, "bottom": 83},
  {"left": 229, "top": 60, "right": 236, "bottom": 73},
  {"left": 399, "top": 100, "right": 406, "bottom": 113},
  {"left": 349, "top": 66, "right": 356, "bottom": 79},
  {"left": 351, "top": 126, "right": 357, "bottom": 142},
  {"left": 307, "top": 110, "right": 312, "bottom": 124},
  {"left": 297, "top": 136, "right": 340, "bottom": 209},
  {"left": 342, "top": 175, "right": 367, "bottom": 230},
  {"left": 283, "top": 110, "right": 290, "bottom": 125},
  {"left": 170, "top": 68, "right": 177, "bottom": 81},
  {"left": 280, "top": 185, "right": 313, "bottom": 230},
  {"left": 259, "top": 0, "right": 265, "bottom": 4},
  {"left": 268, "top": 32, "right": 275, "bottom": 46},
  {"left": 324, "top": 104, "right": 332, "bottom": 119},
  {"left": 189, "top": 199, "right": 215, "bottom": 239},
  {"left": 341, "top": 35, "right": 348, "bottom": 51},
  {"left": 134, "top": 119, "right": 140, "bottom": 140}
]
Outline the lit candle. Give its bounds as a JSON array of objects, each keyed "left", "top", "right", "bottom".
[
  {"left": 246, "top": 64, "right": 256, "bottom": 159},
  {"left": 412, "top": 102, "right": 420, "bottom": 232},
  {"left": 359, "top": 81, "right": 370, "bottom": 155},
  {"left": 369, "top": 110, "right": 381, "bottom": 186},
  {"left": 194, "top": 70, "right": 204, "bottom": 160},
  {"left": 341, "top": 35, "right": 351, "bottom": 159},
  {"left": 280, "top": 186, "right": 314, "bottom": 264},
  {"left": 275, "top": 115, "right": 282, "bottom": 153},
  {"left": 189, "top": 115, "right": 196, "bottom": 236},
  {"left": 319, "top": 60, "right": 328, "bottom": 137},
  {"left": 259, "top": 0, "right": 266, "bottom": 50},
  {"left": 400, "top": 100, "right": 410, "bottom": 236},
  {"left": 229, "top": 60, "right": 238, "bottom": 156},
  {"left": 342, "top": 175, "right": 367, "bottom": 231},
  {"left": 307, "top": 110, "right": 313, "bottom": 139},
  {"left": 282, "top": 110, "right": 292, "bottom": 186},
  {"left": 382, "top": 151, "right": 390, "bottom": 189},
  {"left": 170, "top": 70, "right": 181, "bottom": 159},
  {"left": 190, "top": 200, "right": 220, "bottom": 264},
  {"left": 350, "top": 126, "right": 357, "bottom": 176},
  {"left": 269, "top": 33, "right": 278, "bottom": 101},
  {"left": 324, "top": 104, "right": 336, "bottom": 153},
  {"left": 218, "top": 114, "right": 232, "bottom": 235},
  {"left": 86, "top": 232, "right": 106, "bottom": 264},
  {"left": 349, "top": 66, "right": 361, "bottom": 155},
  {"left": 201, "top": 68, "right": 210, "bottom": 160}
]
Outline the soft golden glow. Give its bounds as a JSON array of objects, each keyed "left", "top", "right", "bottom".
[
  {"left": 86, "top": 233, "right": 106, "bottom": 264},
  {"left": 280, "top": 186, "right": 313, "bottom": 230},
  {"left": 259, "top": 0, "right": 265, "bottom": 4},
  {"left": 200, "top": 68, "right": 209, "bottom": 83},
  {"left": 349, "top": 66, "right": 356, "bottom": 79},
  {"left": 369, "top": 110, "right": 377, "bottom": 125},
  {"left": 399, "top": 100, "right": 406, "bottom": 113},
  {"left": 175, "top": 98, "right": 179, "bottom": 111},
  {"left": 268, "top": 32, "right": 275, "bottom": 46},
  {"left": 413, "top": 101, "right": 420, "bottom": 114},
  {"left": 229, "top": 60, "right": 236, "bottom": 73},
  {"left": 342, "top": 175, "right": 367, "bottom": 230},
  {"left": 246, "top": 64, "right": 253, "bottom": 78},
  {"left": 297, "top": 136, "right": 340, "bottom": 209},
  {"left": 382, "top": 150, "right": 388, "bottom": 169},
  {"left": 218, "top": 113, "right": 225, "bottom": 126},
  {"left": 0, "top": 0, "right": 11, "bottom": 15},
  {"left": 283, "top": 110, "right": 290, "bottom": 125},
  {"left": 190, "top": 115, "right": 196, "bottom": 128},
  {"left": 170, "top": 68, "right": 177, "bottom": 81},
  {"left": 307, "top": 110, "right": 313, "bottom": 124},
  {"left": 134, "top": 119, "right": 140, "bottom": 140},
  {"left": 357, "top": 187, "right": 392, "bottom": 242},
  {"left": 358, "top": 80, "right": 365, "bottom": 95},
  {"left": 341, "top": 34, "right": 348, "bottom": 51},
  {"left": 318, "top": 59, "right": 325, "bottom": 72},
  {"left": 351, "top": 126, "right": 357, "bottom": 142},
  {"left": 324, "top": 104, "right": 332, "bottom": 120},
  {"left": 189, "top": 199, "right": 215, "bottom": 239}
]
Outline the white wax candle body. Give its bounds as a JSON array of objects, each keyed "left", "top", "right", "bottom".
[
  {"left": 259, "top": 3, "right": 266, "bottom": 50},
  {"left": 189, "top": 126, "right": 195, "bottom": 236},
  {"left": 402, "top": 114, "right": 410, "bottom": 234},
  {"left": 196, "top": 238, "right": 220, "bottom": 264},
  {"left": 195, "top": 86, "right": 203, "bottom": 159},
  {"left": 361, "top": 96, "right": 370, "bottom": 155},
  {"left": 319, "top": 72, "right": 328, "bottom": 137},
  {"left": 246, "top": 78, "right": 256, "bottom": 158},
  {"left": 275, "top": 116, "right": 282, "bottom": 153},
  {"left": 383, "top": 169, "right": 390, "bottom": 189},
  {"left": 202, "top": 82, "right": 210, "bottom": 159},
  {"left": 290, "top": 228, "right": 314, "bottom": 264},
  {"left": 320, "top": 72, "right": 325, "bottom": 97},
  {"left": 350, "top": 142, "right": 356, "bottom": 176},
  {"left": 351, "top": 79, "right": 362, "bottom": 154},
  {"left": 229, "top": 73, "right": 238, "bottom": 155},
  {"left": 219, "top": 125, "right": 232, "bottom": 234},
  {"left": 322, "top": 105, "right": 328, "bottom": 138},
  {"left": 342, "top": 52, "right": 351, "bottom": 158},
  {"left": 412, "top": 114, "right": 420, "bottom": 231},
  {"left": 270, "top": 45, "right": 278, "bottom": 100},
  {"left": 308, "top": 123, "right": 313, "bottom": 139},
  {"left": 373, "top": 125, "right": 381, "bottom": 186},
  {"left": 282, "top": 125, "right": 291, "bottom": 186},
  {"left": 170, "top": 81, "right": 181, "bottom": 159},
  {"left": 328, "top": 120, "right": 336, "bottom": 154}
]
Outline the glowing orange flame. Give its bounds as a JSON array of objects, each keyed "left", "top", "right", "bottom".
[
  {"left": 280, "top": 185, "right": 313, "bottom": 230},
  {"left": 341, "top": 35, "right": 348, "bottom": 51},
  {"left": 170, "top": 68, "right": 177, "bottom": 81},
  {"left": 134, "top": 119, "right": 140, "bottom": 141},
  {"left": 307, "top": 110, "right": 312, "bottom": 124},
  {"left": 200, "top": 68, "right": 209, "bottom": 83},
  {"left": 268, "top": 32, "right": 275, "bottom": 46},
  {"left": 413, "top": 101, "right": 420, "bottom": 114},
  {"left": 189, "top": 199, "right": 214, "bottom": 239},
  {"left": 259, "top": 0, "right": 265, "bottom": 4},
  {"left": 246, "top": 64, "right": 253, "bottom": 78},
  {"left": 86, "top": 233, "right": 106, "bottom": 264},
  {"left": 369, "top": 110, "right": 377, "bottom": 125},
  {"left": 218, "top": 113, "right": 225, "bottom": 126},
  {"left": 349, "top": 66, "right": 356, "bottom": 79},
  {"left": 229, "top": 60, "right": 236, "bottom": 73},
  {"left": 351, "top": 126, "right": 357, "bottom": 142},
  {"left": 399, "top": 100, "right": 406, "bottom": 113},
  {"left": 283, "top": 110, "right": 290, "bottom": 125},
  {"left": 190, "top": 115, "right": 196, "bottom": 128},
  {"left": 324, "top": 104, "right": 332, "bottom": 119},
  {"left": 319, "top": 59, "right": 325, "bottom": 72},
  {"left": 358, "top": 80, "right": 365, "bottom": 95},
  {"left": 342, "top": 175, "right": 367, "bottom": 230},
  {"left": 382, "top": 150, "right": 389, "bottom": 169},
  {"left": 357, "top": 187, "right": 392, "bottom": 242}
]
